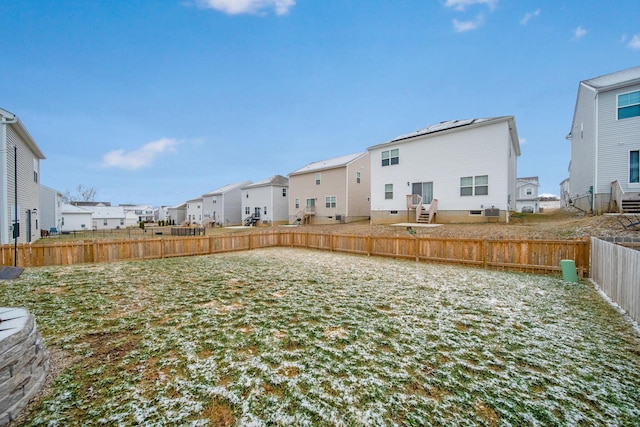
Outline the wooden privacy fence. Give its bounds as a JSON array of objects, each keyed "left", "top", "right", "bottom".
[
  {"left": 590, "top": 237, "right": 640, "bottom": 324},
  {"left": 0, "top": 232, "right": 590, "bottom": 276}
]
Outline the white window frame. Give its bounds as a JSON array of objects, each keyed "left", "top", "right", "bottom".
[
  {"left": 460, "top": 175, "right": 489, "bottom": 196},
  {"left": 618, "top": 90, "right": 640, "bottom": 120},
  {"left": 385, "top": 184, "right": 393, "bottom": 199},
  {"left": 325, "top": 195, "right": 337, "bottom": 208},
  {"left": 382, "top": 149, "right": 399, "bottom": 167},
  {"left": 630, "top": 149, "right": 640, "bottom": 185}
]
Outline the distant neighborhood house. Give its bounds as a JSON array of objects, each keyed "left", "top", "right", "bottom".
[
  {"left": 185, "top": 198, "right": 203, "bottom": 225},
  {"left": 515, "top": 177, "right": 540, "bottom": 213},
  {"left": 288, "top": 152, "right": 371, "bottom": 225},
  {"left": 40, "top": 185, "right": 63, "bottom": 234},
  {"left": 167, "top": 203, "right": 186, "bottom": 225},
  {"left": 60, "top": 203, "right": 92, "bottom": 232},
  {"left": 202, "top": 181, "right": 252, "bottom": 227},
  {"left": 241, "top": 175, "right": 289, "bottom": 226},
  {"left": 82, "top": 205, "right": 126, "bottom": 230},
  {"left": 566, "top": 66, "right": 640, "bottom": 214}
]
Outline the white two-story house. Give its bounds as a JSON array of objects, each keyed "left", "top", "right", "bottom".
[
  {"left": 515, "top": 177, "right": 540, "bottom": 213},
  {"left": 566, "top": 66, "right": 640, "bottom": 214},
  {"left": 368, "top": 117, "right": 520, "bottom": 224},
  {"left": 202, "top": 181, "right": 251, "bottom": 226},
  {"left": 241, "top": 175, "right": 289, "bottom": 226}
]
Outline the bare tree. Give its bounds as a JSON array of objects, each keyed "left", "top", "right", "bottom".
[{"left": 62, "top": 184, "right": 97, "bottom": 203}]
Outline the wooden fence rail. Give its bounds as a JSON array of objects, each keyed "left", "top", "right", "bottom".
[
  {"left": 0, "top": 232, "right": 590, "bottom": 276},
  {"left": 590, "top": 237, "right": 640, "bottom": 324}
]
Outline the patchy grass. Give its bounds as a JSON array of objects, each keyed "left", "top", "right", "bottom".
[{"left": 2, "top": 248, "right": 639, "bottom": 426}]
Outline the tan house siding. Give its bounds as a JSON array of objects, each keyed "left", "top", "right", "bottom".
[
  {"left": 289, "top": 152, "right": 371, "bottom": 224},
  {"left": 345, "top": 154, "right": 371, "bottom": 221}
]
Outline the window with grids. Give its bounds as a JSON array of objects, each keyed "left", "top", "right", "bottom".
[
  {"left": 385, "top": 184, "right": 393, "bottom": 199},
  {"left": 460, "top": 175, "right": 489, "bottom": 196},
  {"left": 325, "top": 196, "right": 337, "bottom": 208},
  {"left": 618, "top": 91, "right": 640, "bottom": 120},
  {"left": 381, "top": 149, "right": 399, "bottom": 166},
  {"left": 631, "top": 150, "right": 639, "bottom": 184},
  {"left": 356, "top": 171, "right": 361, "bottom": 183},
  {"left": 315, "top": 173, "right": 321, "bottom": 185}
]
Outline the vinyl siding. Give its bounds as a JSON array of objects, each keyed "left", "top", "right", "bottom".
[
  {"left": 569, "top": 84, "right": 597, "bottom": 200},
  {"left": 241, "top": 185, "right": 289, "bottom": 224},
  {"left": 370, "top": 120, "right": 514, "bottom": 214},
  {"left": 596, "top": 83, "right": 640, "bottom": 194},
  {"left": 345, "top": 153, "right": 371, "bottom": 219},
  {"left": 6, "top": 126, "right": 41, "bottom": 243},
  {"left": 203, "top": 187, "right": 244, "bottom": 226}
]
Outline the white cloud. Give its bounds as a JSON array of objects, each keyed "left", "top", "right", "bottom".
[
  {"left": 574, "top": 26, "right": 587, "bottom": 39},
  {"left": 102, "top": 138, "right": 180, "bottom": 171},
  {"left": 520, "top": 9, "right": 540, "bottom": 26},
  {"left": 627, "top": 34, "right": 640, "bottom": 49},
  {"left": 195, "top": 0, "right": 295, "bottom": 15},
  {"left": 443, "top": 0, "right": 498, "bottom": 11},
  {"left": 453, "top": 16, "right": 484, "bottom": 32}
]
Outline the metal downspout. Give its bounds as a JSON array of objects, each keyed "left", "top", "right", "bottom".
[
  {"left": 593, "top": 92, "right": 599, "bottom": 213},
  {"left": 0, "top": 111, "right": 18, "bottom": 244}
]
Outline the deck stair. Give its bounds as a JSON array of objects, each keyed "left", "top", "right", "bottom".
[
  {"left": 621, "top": 199, "right": 640, "bottom": 213},
  {"left": 245, "top": 215, "right": 259, "bottom": 226},
  {"left": 416, "top": 199, "right": 438, "bottom": 224}
]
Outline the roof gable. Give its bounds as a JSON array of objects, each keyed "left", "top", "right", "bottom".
[
  {"left": 289, "top": 152, "right": 367, "bottom": 176},
  {"left": 202, "top": 180, "right": 252, "bottom": 196},
  {"left": 369, "top": 116, "right": 520, "bottom": 156},
  {"left": 242, "top": 175, "right": 289, "bottom": 189},
  {"left": 1, "top": 108, "right": 46, "bottom": 159}
]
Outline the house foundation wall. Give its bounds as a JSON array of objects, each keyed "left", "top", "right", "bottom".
[
  {"left": 370, "top": 210, "right": 507, "bottom": 224},
  {"left": 288, "top": 215, "right": 369, "bottom": 225},
  {"left": 571, "top": 193, "right": 612, "bottom": 214}
]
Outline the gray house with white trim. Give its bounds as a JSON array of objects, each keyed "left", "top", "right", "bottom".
[
  {"left": 566, "top": 66, "right": 640, "bottom": 214},
  {"left": 202, "top": 181, "right": 252, "bottom": 226},
  {"left": 0, "top": 108, "right": 46, "bottom": 243}
]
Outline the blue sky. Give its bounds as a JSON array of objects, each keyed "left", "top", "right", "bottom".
[{"left": 2, "top": 0, "right": 639, "bottom": 206}]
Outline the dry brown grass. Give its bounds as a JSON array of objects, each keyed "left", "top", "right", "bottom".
[{"left": 241, "top": 208, "right": 638, "bottom": 240}]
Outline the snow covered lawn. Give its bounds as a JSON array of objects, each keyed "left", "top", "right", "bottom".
[{"left": 3, "top": 248, "right": 639, "bottom": 426}]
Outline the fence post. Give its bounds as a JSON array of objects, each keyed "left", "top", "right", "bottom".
[{"left": 482, "top": 240, "right": 488, "bottom": 269}]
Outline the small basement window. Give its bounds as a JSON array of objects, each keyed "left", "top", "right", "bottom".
[
  {"left": 390, "top": 210, "right": 398, "bottom": 215},
  {"left": 469, "top": 210, "right": 483, "bottom": 216}
]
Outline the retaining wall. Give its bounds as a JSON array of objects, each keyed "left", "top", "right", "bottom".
[{"left": 0, "top": 308, "right": 49, "bottom": 426}]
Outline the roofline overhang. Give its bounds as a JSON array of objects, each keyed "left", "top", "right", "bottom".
[
  {"left": 367, "top": 116, "right": 521, "bottom": 156},
  {"left": 288, "top": 152, "right": 368, "bottom": 177},
  {"left": 368, "top": 116, "right": 517, "bottom": 152},
  {"left": 582, "top": 78, "right": 640, "bottom": 93},
  {"left": 0, "top": 108, "right": 46, "bottom": 159}
]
